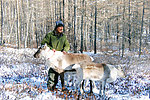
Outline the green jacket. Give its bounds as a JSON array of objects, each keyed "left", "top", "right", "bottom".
[{"left": 41, "top": 31, "right": 70, "bottom": 52}]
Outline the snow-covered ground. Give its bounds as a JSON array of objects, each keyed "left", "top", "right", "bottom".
[{"left": 0, "top": 45, "right": 149, "bottom": 100}]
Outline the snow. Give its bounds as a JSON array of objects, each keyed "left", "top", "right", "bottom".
[{"left": 0, "top": 45, "right": 150, "bottom": 100}]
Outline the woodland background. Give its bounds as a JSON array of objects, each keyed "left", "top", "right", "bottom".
[{"left": 0, "top": 0, "right": 150, "bottom": 57}]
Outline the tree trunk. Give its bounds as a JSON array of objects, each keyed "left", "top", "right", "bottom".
[
  {"left": 128, "top": 0, "right": 131, "bottom": 51},
  {"left": 84, "top": 1, "right": 87, "bottom": 51},
  {"left": 16, "top": 0, "right": 21, "bottom": 49},
  {"left": 24, "top": 0, "right": 29, "bottom": 48},
  {"left": 59, "top": 0, "right": 62, "bottom": 20},
  {"left": 89, "top": 6, "right": 93, "bottom": 51},
  {"left": 84, "top": 24, "right": 87, "bottom": 51},
  {"left": 139, "top": 1, "right": 145, "bottom": 58},
  {"left": 74, "top": 0, "right": 77, "bottom": 53},
  {"left": 55, "top": 0, "right": 58, "bottom": 21},
  {"left": 80, "top": 0, "right": 84, "bottom": 53},
  {"left": 33, "top": 1, "right": 37, "bottom": 48},
  {"left": 62, "top": 0, "right": 65, "bottom": 22},
  {"left": 116, "top": 5, "right": 119, "bottom": 42},
  {"left": 0, "top": 0, "right": 3, "bottom": 45},
  {"left": 94, "top": 1, "right": 97, "bottom": 54},
  {"left": 122, "top": 0, "right": 125, "bottom": 57}
]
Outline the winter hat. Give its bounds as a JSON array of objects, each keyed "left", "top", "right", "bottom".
[{"left": 55, "top": 21, "right": 64, "bottom": 28}]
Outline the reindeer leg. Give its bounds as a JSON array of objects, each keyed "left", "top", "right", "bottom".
[
  {"left": 80, "top": 80, "right": 85, "bottom": 94},
  {"left": 75, "top": 79, "right": 83, "bottom": 99},
  {"left": 81, "top": 80, "right": 85, "bottom": 92},
  {"left": 99, "top": 81, "right": 102, "bottom": 96},
  {"left": 80, "top": 80, "right": 86, "bottom": 99},
  {"left": 92, "top": 81, "right": 99, "bottom": 94},
  {"left": 60, "top": 72, "right": 65, "bottom": 91},
  {"left": 89, "top": 80, "right": 93, "bottom": 94},
  {"left": 102, "top": 80, "right": 106, "bottom": 98},
  {"left": 75, "top": 78, "right": 82, "bottom": 92}
]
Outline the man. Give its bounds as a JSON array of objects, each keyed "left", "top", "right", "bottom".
[{"left": 41, "top": 21, "right": 70, "bottom": 91}]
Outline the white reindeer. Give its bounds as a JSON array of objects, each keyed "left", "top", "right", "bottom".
[
  {"left": 33, "top": 43, "right": 93, "bottom": 87},
  {"left": 72, "top": 61, "right": 125, "bottom": 97}
]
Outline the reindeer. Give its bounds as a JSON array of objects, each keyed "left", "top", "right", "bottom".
[
  {"left": 33, "top": 43, "right": 93, "bottom": 88},
  {"left": 72, "top": 61, "right": 125, "bottom": 98}
]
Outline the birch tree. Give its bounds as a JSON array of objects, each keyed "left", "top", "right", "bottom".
[
  {"left": 74, "top": 0, "right": 77, "bottom": 53},
  {"left": 80, "top": 0, "right": 84, "bottom": 53},
  {"left": 0, "top": 0, "right": 3, "bottom": 45},
  {"left": 139, "top": 1, "right": 145, "bottom": 57},
  {"left": 128, "top": 0, "right": 131, "bottom": 51},
  {"left": 94, "top": 1, "right": 97, "bottom": 54},
  {"left": 16, "top": 0, "right": 21, "bottom": 49},
  {"left": 122, "top": 0, "right": 125, "bottom": 57}
]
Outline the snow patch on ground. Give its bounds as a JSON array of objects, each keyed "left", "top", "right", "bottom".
[{"left": 0, "top": 46, "right": 149, "bottom": 100}]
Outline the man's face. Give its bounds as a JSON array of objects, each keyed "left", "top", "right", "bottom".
[{"left": 56, "top": 26, "right": 64, "bottom": 33}]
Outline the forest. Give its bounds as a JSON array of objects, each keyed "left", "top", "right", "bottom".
[{"left": 0, "top": 0, "right": 150, "bottom": 55}]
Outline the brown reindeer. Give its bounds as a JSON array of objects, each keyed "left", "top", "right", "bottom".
[{"left": 72, "top": 61, "right": 125, "bottom": 98}]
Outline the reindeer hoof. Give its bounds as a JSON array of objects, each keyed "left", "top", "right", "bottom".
[
  {"left": 62, "top": 87, "right": 69, "bottom": 92},
  {"left": 89, "top": 92, "right": 93, "bottom": 96}
]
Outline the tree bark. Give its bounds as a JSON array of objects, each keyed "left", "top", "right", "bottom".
[
  {"left": 74, "top": 0, "right": 77, "bottom": 53},
  {"left": 94, "top": 1, "right": 97, "bottom": 54},
  {"left": 80, "top": 0, "right": 84, "bottom": 53},
  {"left": 16, "top": 0, "right": 21, "bottom": 49},
  {"left": 62, "top": 0, "right": 65, "bottom": 22},
  {"left": 128, "top": 0, "right": 131, "bottom": 51},
  {"left": 139, "top": 1, "right": 145, "bottom": 58},
  {"left": 0, "top": 0, "right": 3, "bottom": 45},
  {"left": 122, "top": 0, "right": 125, "bottom": 57}
]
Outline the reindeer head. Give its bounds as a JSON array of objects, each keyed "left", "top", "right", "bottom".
[
  {"left": 33, "top": 43, "right": 54, "bottom": 59},
  {"left": 116, "top": 66, "right": 126, "bottom": 78}
]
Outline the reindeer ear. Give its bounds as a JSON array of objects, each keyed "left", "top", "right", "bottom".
[
  {"left": 118, "top": 66, "right": 122, "bottom": 71},
  {"left": 43, "top": 43, "right": 47, "bottom": 49},
  {"left": 45, "top": 43, "right": 47, "bottom": 47},
  {"left": 45, "top": 43, "right": 47, "bottom": 46}
]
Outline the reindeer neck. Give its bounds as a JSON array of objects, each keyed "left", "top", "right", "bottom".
[{"left": 49, "top": 51, "right": 63, "bottom": 60}]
